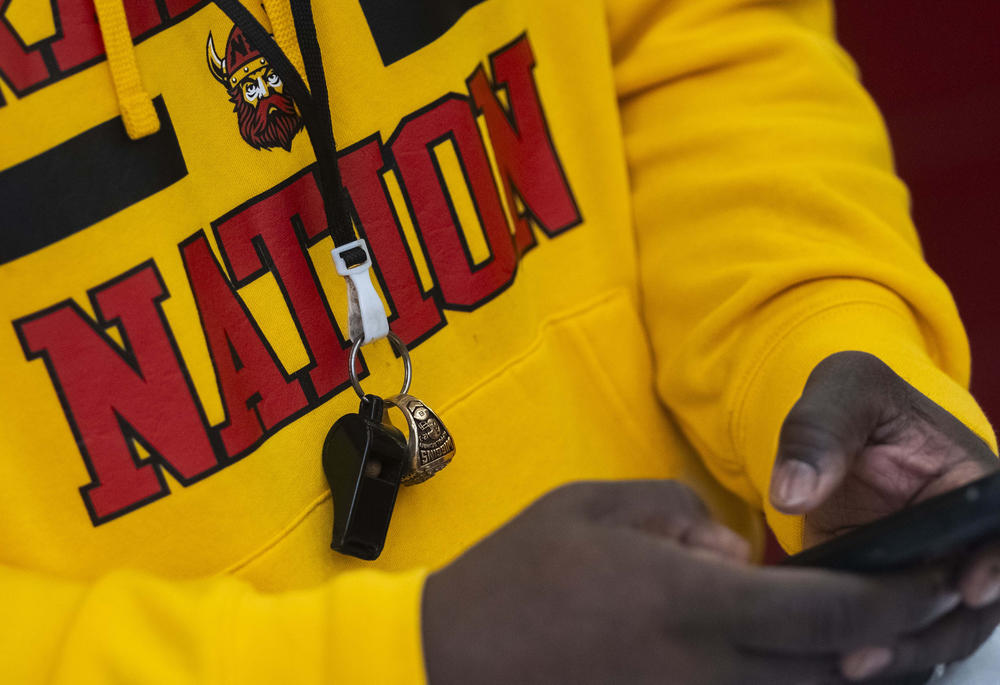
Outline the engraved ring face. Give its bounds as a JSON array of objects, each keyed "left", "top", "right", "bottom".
[{"left": 386, "top": 393, "right": 456, "bottom": 486}]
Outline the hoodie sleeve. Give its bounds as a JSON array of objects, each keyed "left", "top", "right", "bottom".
[
  {"left": 1, "top": 563, "right": 427, "bottom": 684},
  {"left": 606, "top": 0, "right": 996, "bottom": 551}
]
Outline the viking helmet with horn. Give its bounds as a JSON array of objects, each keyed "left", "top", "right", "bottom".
[{"left": 207, "top": 25, "right": 269, "bottom": 89}]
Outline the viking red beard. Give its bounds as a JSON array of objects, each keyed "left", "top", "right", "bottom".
[{"left": 231, "top": 90, "right": 303, "bottom": 151}]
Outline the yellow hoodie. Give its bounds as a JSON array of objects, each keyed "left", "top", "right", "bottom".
[{"left": 0, "top": 0, "right": 993, "bottom": 682}]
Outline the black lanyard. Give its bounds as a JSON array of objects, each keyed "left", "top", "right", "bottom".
[
  {"left": 216, "top": 2, "right": 455, "bottom": 562},
  {"left": 213, "top": 0, "right": 365, "bottom": 265}
]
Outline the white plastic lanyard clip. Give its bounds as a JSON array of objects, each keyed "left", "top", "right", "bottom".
[{"left": 331, "top": 239, "right": 389, "bottom": 345}]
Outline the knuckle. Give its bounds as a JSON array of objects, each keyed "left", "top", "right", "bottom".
[
  {"left": 814, "top": 350, "right": 887, "bottom": 380},
  {"left": 800, "top": 351, "right": 900, "bottom": 420},
  {"left": 778, "top": 413, "right": 850, "bottom": 463}
]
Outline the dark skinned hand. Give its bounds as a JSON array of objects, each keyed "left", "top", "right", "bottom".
[
  {"left": 422, "top": 480, "right": 987, "bottom": 684},
  {"left": 770, "top": 350, "right": 1000, "bottom": 681}
]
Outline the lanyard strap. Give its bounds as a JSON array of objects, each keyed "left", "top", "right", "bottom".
[
  {"left": 213, "top": 0, "right": 361, "bottom": 261},
  {"left": 212, "top": 0, "right": 387, "bottom": 342}
]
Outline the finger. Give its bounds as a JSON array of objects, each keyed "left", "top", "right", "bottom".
[
  {"left": 683, "top": 521, "right": 752, "bottom": 562},
  {"left": 863, "top": 600, "right": 1000, "bottom": 679},
  {"left": 905, "top": 389, "right": 1000, "bottom": 474},
  {"left": 770, "top": 356, "right": 888, "bottom": 514},
  {"left": 770, "top": 401, "right": 872, "bottom": 514},
  {"left": 916, "top": 459, "right": 998, "bottom": 502},
  {"left": 547, "top": 480, "right": 755, "bottom": 560},
  {"left": 565, "top": 479, "right": 713, "bottom": 529},
  {"left": 839, "top": 646, "right": 894, "bottom": 681},
  {"left": 730, "top": 564, "right": 959, "bottom": 653},
  {"left": 958, "top": 541, "right": 1000, "bottom": 608}
]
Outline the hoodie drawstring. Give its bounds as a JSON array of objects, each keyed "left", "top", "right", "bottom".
[
  {"left": 262, "top": 0, "right": 308, "bottom": 89},
  {"left": 93, "top": 0, "right": 160, "bottom": 139},
  {"left": 94, "top": 0, "right": 295, "bottom": 141}
]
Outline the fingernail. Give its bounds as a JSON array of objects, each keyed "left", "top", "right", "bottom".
[
  {"left": 977, "top": 581, "right": 1000, "bottom": 607},
  {"left": 841, "top": 647, "right": 893, "bottom": 681},
  {"left": 969, "top": 564, "right": 1000, "bottom": 608},
  {"left": 931, "top": 591, "right": 962, "bottom": 618},
  {"left": 774, "top": 461, "right": 818, "bottom": 509},
  {"left": 969, "top": 578, "right": 1000, "bottom": 609}
]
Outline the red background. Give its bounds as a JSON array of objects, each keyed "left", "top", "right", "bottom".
[
  {"left": 836, "top": 2, "right": 1000, "bottom": 423},
  {"left": 764, "top": 3, "right": 1000, "bottom": 562}
]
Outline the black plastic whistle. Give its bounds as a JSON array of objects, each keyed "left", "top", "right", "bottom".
[{"left": 322, "top": 394, "right": 408, "bottom": 560}]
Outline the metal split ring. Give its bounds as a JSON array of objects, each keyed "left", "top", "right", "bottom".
[{"left": 348, "top": 331, "right": 412, "bottom": 399}]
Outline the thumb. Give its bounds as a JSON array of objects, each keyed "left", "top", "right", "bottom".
[{"left": 769, "top": 352, "right": 891, "bottom": 514}]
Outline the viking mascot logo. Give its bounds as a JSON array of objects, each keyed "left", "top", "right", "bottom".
[{"left": 207, "top": 26, "right": 303, "bottom": 151}]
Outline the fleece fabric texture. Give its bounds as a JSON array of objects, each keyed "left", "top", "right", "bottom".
[{"left": 0, "top": 0, "right": 994, "bottom": 682}]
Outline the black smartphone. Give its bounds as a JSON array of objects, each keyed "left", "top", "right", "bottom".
[
  {"left": 783, "top": 472, "right": 1000, "bottom": 685},
  {"left": 783, "top": 470, "right": 1000, "bottom": 572}
]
